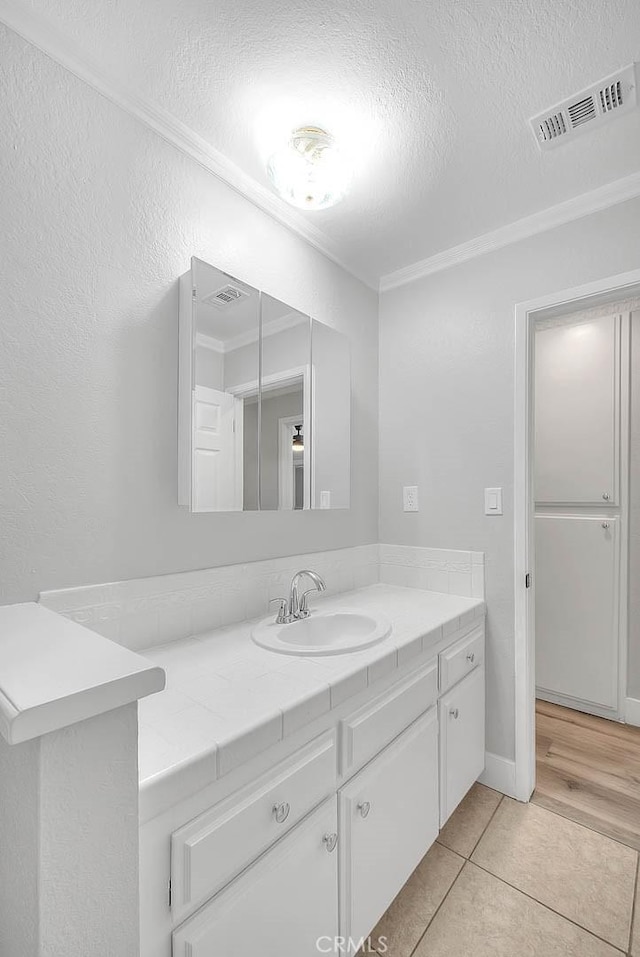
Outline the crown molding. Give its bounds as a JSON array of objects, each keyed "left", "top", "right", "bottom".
[
  {"left": 380, "top": 169, "right": 640, "bottom": 292},
  {"left": 0, "top": 3, "right": 377, "bottom": 291}
]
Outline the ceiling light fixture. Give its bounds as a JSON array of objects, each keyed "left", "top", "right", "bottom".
[
  {"left": 292, "top": 425, "right": 304, "bottom": 451},
  {"left": 267, "top": 126, "right": 349, "bottom": 211}
]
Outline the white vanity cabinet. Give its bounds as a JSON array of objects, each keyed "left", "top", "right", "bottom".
[
  {"left": 148, "top": 617, "right": 486, "bottom": 957},
  {"left": 439, "top": 663, "right": 486, "bottom": 824},
  {"left": 339, "top": 707, "right": 439, "bottom": 943},
  {"left": 172, "top": 797, "right": 338, "bottom": 957}
]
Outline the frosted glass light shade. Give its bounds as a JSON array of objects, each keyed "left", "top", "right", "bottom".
[{"left": 267, "top": 127, "right": 349, "bottom": 210}]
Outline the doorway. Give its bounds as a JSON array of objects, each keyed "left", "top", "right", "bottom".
[{"left": 513, "top": 269, "right": 640, "bottom": 808}]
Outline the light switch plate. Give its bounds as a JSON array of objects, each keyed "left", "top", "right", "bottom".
[
  {"left": 484, "top": 487, "right": 503, "bottom": 515},
  {"left": 403, "top": 486, "right": 419, "bottom": 512}
]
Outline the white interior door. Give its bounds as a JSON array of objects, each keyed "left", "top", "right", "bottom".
[
  {"left": 192, "top": 386, "right": 242, "bottom": 511},
  {"left": 535, "top": 514, "right": 618, "bottom": 711},
  {"left": 535, "top": 314, "right": 618, "bottom": 505}
]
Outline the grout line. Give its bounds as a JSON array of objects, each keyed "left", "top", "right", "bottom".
[
  {"left": 628, "top": 853, "right": 640, "bottom": 954},
  {"left": 469, "top": 858, "right": 629, "bottom": 953},
  {"left": 468, "top": 792, "right": 505, "bottom": 859},
  {"left": 406, "top": 857, "right": 468, "bottom": 957}
]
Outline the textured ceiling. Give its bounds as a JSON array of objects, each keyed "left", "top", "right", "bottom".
[{"left": 15, "top": 0, "right": 640, "bottom": 284}]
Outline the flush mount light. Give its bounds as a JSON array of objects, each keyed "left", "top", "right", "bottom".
[{"left": 267, "top": 127, "right": 349, "bottom": 211}]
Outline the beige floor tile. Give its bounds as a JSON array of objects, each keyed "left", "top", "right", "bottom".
[
  {"left": 414, "top": 862, "right": 622, "bottom": 957},
  {"left": 631, "top": 879, "right": 640, "bottom": 956},
  {"left": 368, "top": 842, "right": 464, "bottom": 957},
  {"left": 471, "top": 798, "right": 636, "bottom": 951},
  {"left": 437, "top": 783, "right": 502, "bottom": 858}
]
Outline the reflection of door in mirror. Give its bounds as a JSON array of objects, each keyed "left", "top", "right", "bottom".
[
  {"left": 182, "top": 259, "right": 260, "bottom": 512},
  {"left": 259, "top": 293, "right": 311, "bottom": 510}
]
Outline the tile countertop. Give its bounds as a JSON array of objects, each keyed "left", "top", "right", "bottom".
[{"left": 138, "top": 584, "right": 485, "bottom": 820}]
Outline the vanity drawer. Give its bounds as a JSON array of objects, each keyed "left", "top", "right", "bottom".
[
  {"left": 340, "top": 661, "right": 438, "bottom": 774},
  {"left": 170, "top": 731, "right": 336, "bottom": 921},
  {"left": 439, "top": 625, "right": 484, "bottom": 694}
]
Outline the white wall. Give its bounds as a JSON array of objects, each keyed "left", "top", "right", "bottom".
[
  {"left": 629, "top": 312, "right": 640, "bottom": 700},
  {"left": 0, "top": 23, "right": 378, "bottom": 604},
  {"left": 379, "top": 196, "right": 640, "bottom": 760}
]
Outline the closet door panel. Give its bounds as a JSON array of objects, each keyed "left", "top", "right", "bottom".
[
  {"left": 535, "top": 514, "right": 618, "bottom": 710},
  {"left": 535, "top": 314, "right": 618, "bottom": 505}
]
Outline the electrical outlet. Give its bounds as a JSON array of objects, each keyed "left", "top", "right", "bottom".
[{"left": 403, "top": 486, "right": 419, "bottom": 512}]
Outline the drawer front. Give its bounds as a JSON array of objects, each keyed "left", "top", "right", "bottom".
[
  {"left": 439, "top": 625, "right": 484, "bottom": 694},
  {"left": 340, "top": 661, "right": 437, "bottom": 774},
  {"left": 173, "top": 797, "right": 338, "bottom": 957},
  {"left": 339, "top": 707, "right": 439, "bottom": 943},
  {"left": 439, "top": 664, "right": 485, "bottom": 825},
  {"left": 171, "top": 731, "right": 336, "bottom": 920}
]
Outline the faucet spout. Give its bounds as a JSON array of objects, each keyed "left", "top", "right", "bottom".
[{"left": 289, "top": 569, "right": 326, "bottom": 620}]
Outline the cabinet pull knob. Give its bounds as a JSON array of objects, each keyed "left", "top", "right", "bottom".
[
  {"left": 273, "top": 801, "right": 290, "bottom": 824},
  {"left": 357, "top": 800, "right": 371, "bottom": 819},
  {"left": 602, "top": 492, "right": 610, "bottom": 501},
  {"left": 323, "top": 832, "right": 338, "bottom": 853},
  {"left": 449, "top": 708, "right": 460, "bottom": 719},
  {"left": 466, "top": 652, "right": 475, "bottom": 663},
  {"left": 602, "top": 522, "right": 610, "bottom": 530}
]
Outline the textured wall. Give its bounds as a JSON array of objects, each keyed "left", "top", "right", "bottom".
[
  {"left": 379, "top": 197, "right": 640, "bottom": 760},
  {"left": 0, "top": 25, "right": 379, "bottom": 604}
]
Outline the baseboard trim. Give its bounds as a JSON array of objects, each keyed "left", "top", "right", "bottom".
[
  {"left": 479, "top": 751, "right": 517, "bottom": 799},
  {"left": 624, "top": 697, "right": 640, "bottom": 727}
]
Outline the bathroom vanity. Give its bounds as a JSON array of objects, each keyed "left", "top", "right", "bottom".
[{"left": 138, "top": 584, "right": 486, "bottom": 956}]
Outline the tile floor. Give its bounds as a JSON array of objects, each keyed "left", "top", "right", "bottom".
[{"left": 362, "top": 783, "right": 640, "bottom": 957}]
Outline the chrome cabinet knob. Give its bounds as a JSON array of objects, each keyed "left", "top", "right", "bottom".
[
  {"left": 466, "top": 652, "right": 475, "bottom": 663},
  {"left": 273, "top": 801, "right": 290, "bottom": 824},
  {"left": 323, "top": 832, "right": 338, "bottom": 853},
  {"left": 449, "top": 708, "right": 460, "bottom": 719},
  {"left": 357, "top": 801, "right": 371, "bottom": 819},
  {"left": 602, "top": 522, "right": 610, "bottom": 530},
  {"left": 602, "top": 492, "right": 610, "bottom": 501}
]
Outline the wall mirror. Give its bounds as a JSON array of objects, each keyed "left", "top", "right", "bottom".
[{"left": 178, "top": 258, "right": 350, "bottom": 512}]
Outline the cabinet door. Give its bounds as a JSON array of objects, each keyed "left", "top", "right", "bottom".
[
  {"left": 339, "top": 708, "right": 439, "bottom": 944},
  {"left": 439, "top": 665, "right": 485, "bottom": 825},
  {"left": 535, "top": 313, "right": 618, "bottom": 505},
  {"left": 172, "top": 798, "right": 338, "bottom": 957},
  {"left": 535, "top": 514, "right": 618, "bottom": 710}
]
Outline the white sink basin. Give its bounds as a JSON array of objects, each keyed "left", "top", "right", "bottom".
[{"left": 252, "top": 610, "right": 392, "bottom": 657}]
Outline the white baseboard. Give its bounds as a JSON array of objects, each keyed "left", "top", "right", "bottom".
[
  {"left": 624, "top": 697, "right": 640, "bottom": 727},
  {"left": 479, "top": 751, "right": 517, "bottom": 799}
]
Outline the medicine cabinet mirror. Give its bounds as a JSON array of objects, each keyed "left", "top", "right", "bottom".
[{"left": 178, "top": 258, "right": 350, "bottom": 512}]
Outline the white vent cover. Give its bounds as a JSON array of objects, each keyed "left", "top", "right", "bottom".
[
  {"left": 530, "top": 63, "right": 639, "bottom": 150},
  {"left": 202, "top": 284, "right": 248, "bottom": 309}
]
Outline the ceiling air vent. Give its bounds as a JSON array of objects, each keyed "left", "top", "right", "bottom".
[
  {"left": 202, "top": 284, "right": 248, "bottom": 309},
  {"left": 530, "top": 63, "right": 639, "bottom": 151}
]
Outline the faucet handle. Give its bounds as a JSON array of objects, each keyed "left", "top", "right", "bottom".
[
  {"left": 269, "top": 598, "right": 290, "bottom": 624},
  {"left": 297, "top": 589, "right": 319, "bottom": 618}
]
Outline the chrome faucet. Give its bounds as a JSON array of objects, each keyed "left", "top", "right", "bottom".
[
  {"left": 289, "top": 569, "right": 326, "bottom": 619},
  {"left": 269, "top": 569, "right": 326, "bottom": 624}
]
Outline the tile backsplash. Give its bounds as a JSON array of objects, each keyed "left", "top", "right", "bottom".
[{"left": 39, "top": 543, "right": 484, "bottom": 652}]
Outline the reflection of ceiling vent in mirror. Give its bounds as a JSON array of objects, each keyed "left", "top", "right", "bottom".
[
  {"left": 202, "top": 284, "right": 249, "bottom": 309},
  {"left": 530, "top": 63, "right": 639, "bottom": 150}
]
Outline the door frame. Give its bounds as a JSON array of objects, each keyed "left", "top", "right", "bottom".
[{"left": 513, "top": 267, "right": 640, "bottom": 803}]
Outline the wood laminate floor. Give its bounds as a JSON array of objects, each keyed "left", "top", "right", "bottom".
[{"left": 534, "top": 699, "right": 640, "bottom": 850}]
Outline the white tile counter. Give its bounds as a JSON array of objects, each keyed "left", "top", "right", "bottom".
[{"left": 138, "top": 584, "right": 485, "bottom": 820}]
